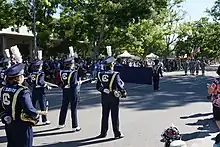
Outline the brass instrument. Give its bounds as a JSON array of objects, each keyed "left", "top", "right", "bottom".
[{"left": 20, "top": 110, "right": 47, "bottom": 126}]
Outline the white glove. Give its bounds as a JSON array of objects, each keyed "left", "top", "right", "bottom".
[
  {"left": 4, "top": 116, "right": 12, "bottom": 124},
  {"left": 47, "top": 86, "right": 52, "bottom": 90},
  {"left": 103, "top": 89, "right": 110, "bottom": 94},
  {"left": 78, "top": 81, "right": 82, "bottom": 85}
]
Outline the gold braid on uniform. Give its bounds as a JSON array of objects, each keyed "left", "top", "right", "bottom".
[
  {"left": 109, "top": 72, "right": 127, "bottom": 98},
  {"left": 12, "top": 85, "right": 39, "bottom": 125}
]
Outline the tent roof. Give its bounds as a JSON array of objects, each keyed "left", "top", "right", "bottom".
[
  {"left": 117, "top": 50, "right": 134, "bottom": 58},
  {"left": 117, "top": 50, "right": 141, "bottom": 60},
  {"left": 146, "top": 53, "right": 159, "bottom": 58}
]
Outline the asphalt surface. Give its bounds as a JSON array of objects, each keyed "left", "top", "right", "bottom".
[{"left": 0, "top": 70, "right": 219, "bottom": 147}]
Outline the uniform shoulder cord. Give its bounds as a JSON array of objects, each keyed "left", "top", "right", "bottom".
[
  {"left": 12, "top": 87, "right": 24, "bottom": 120},
  {"left": 109, "top": 72, "right": 118, "bottom": 92}
]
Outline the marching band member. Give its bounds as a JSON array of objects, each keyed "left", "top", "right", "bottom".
[
  {"left": 0, "top": 58, "right": 10, "bottom": 87},
  {"left": 28, "top": 59, "right": 51, "bottom": 125},
  {"left": 0, "top": 63, "right": 45, "bottom": 147},
  {"left": 57, "top": 56, "right": 81, "bottom": 131},
  {"left": 28, "top": 51, "right": 51, "bottom": 125},
  {"left": 0, "top": 49, "right": 12, "bottom": 87},
  {"left": 96, "top": 56, "right": 127, "bottom": 139}
]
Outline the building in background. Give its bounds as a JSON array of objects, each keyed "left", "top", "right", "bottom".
[{"left": 0, "top": 26, "right": 34, "bottom": 60}]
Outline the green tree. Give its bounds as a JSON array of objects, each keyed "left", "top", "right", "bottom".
[
  {"left": 0, "top": 1, "right": 14, "bottom": 30},
  {"left": 207, "top": 0, "right": 220, "bottom": 22},
  {"left": 175, "top": 17, "right": 220, "bottom": 59},
  {"left": 161, "top": 0, "right": 185, "bottom": 57},
  {"left": 57, "top": 0, "right": 169, "bottom": 58},
  {"left": 12, "top": 0, "right": 60, "bottom": 53}
]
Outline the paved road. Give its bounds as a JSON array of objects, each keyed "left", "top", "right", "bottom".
[{"left": 0, "top": 71, "right": 218, "bottom": 147}]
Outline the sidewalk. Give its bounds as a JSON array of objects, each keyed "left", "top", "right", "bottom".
[{"left": 163, "top": 70, "right": 217, "bottom": 77}]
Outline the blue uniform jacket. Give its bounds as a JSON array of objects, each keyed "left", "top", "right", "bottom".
[
  {"left": 96, "top": 70, "right": 125, "bottom": 96},
  {"left": 29, "top": 71, "right": 46, "bottom": 89},
  {"left": 153, "top": 65, "right": 163, "bottom": 79},
  {"left": 59, "top": 69, "right": 78, "bottom": 89},
  {"left": 0, "top": 84, "right": 39, "bottom": 125}
]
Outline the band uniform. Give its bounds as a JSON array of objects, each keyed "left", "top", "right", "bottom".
[
  {"left": 57, "top": 56, "right": 81, "bottom": 131},
  {"left": 28, "top": 60, "right": 50, "bottom": 125},
  {"left": 0, "top": 63, "right": 40, "bottom": 147},
  {"left": 96, "top": 57, "right": 127, "bottom": 139}
]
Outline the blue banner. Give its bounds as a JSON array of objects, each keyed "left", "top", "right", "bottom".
[{"left": 115, "top": 66, "right": 153, "bottom": 85}]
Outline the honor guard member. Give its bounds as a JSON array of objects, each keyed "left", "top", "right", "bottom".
[
  {"left": 183, "top": 58, "right": 188, "bottom": 75},
  {"left": 29, "top": 60, "right": 51, "bottom": 125},
  {"left": 57, "top": 56, "right": 81, "bottom": 131},
  {"left": 96, "top": 57, "right": 127, "bottom": 139},
  {"left": 195, "top": 60, "right": 200, "bottom": 75},
  {"left": 200, "top": 59, "right": 206, "bottom": 76},
  {"left": 0, "top": 63, "right": 42, "bottom": 147},
  {"left": 152, "top": 59, "right": 163, "bottom": 91}
]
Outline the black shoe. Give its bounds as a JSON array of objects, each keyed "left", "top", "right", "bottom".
[
  {"left": 115, "top": 134, "right": 124, "bottom": 139},
  {"left": 96, "top": 134, "right": 107, "bottom": 138}
]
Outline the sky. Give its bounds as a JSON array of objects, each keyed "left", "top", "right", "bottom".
[{"left": 182, "top": 0, "right": 216, "bottom": 21}]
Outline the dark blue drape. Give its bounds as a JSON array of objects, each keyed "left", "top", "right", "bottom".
[{"left": 114, "top": 66, "right": 153, "bottom": 85}]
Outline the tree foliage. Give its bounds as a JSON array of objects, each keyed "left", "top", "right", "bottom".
[
  {"left": 0, "top": 0, "right": 14, "bottom": 30},
  {"left": 0, "top": 0, "right": 220, "bottom": 59}
]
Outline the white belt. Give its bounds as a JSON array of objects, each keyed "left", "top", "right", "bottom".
[
  {"left": 35, "top": 85, "right": 42, "bottom": 88},
  {"left": 64, "top": 85, "right": 70, "bottom": 88}
]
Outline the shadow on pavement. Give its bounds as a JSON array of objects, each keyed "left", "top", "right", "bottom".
[
  {"left": 46, "top": 75, "right": 215, "bottom": 111},
  {"left": 34, "top": 137, "right": 117, "bottom": 147},
  {"left": 34, "top": 127, "right": 60, "bottom": 134},
  {"left": 0, "top": 125, "right": 5, "bottom": 130},
  {"left": 0, "top": 128, "right": 65, "bottom": 144},
  {"left": 182, "top": 118, "right": 218, "bottom": 141},
  {"left": 120, "top": 76, "right": 213, "bottom": 111},
  {"left": 0, "top": 135, "right": 7, "bottom": 143},
  {"left": 182, "top": 131, "right": 211, "bottom": 141},
  {"left": 180, "top": 112, "right": 213, "bottom": 119},
  {"left": 34, "top": 130, "right": 76, "bottom": 138}
]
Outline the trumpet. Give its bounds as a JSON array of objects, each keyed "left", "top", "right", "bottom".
[{"left": 20, "top": 110, "right": 48, "bottom": 126}]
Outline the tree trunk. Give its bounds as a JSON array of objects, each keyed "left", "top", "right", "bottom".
[{"left": 93, "top": 15, "right": 106, "bottom": 59}]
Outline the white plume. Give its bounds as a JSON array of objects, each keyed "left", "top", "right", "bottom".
[
  {"left": 37, "top": 50, "right": 42, "bottom": 60},
  {"left": 10, "top": 45, "right": 23, "bottom": 63},
  {"left": 69, "top": 46, "right": 74, "bottom": 57},
  {"left": 106, "top": 46, "right": 112, "bottom": 56},
  {"left": 4, "top": 49, "right": 10, "bottom": 58}
]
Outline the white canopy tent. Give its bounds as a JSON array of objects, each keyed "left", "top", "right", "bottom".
[
  {"left": 118, "top": 50, "right": 135, "bottom": 58},
  {"left": 117, "top": 50, "right": 140, "bottom": 60},
  {"left": 145, "top": 53, "right": 159, "bottom": 59}
]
